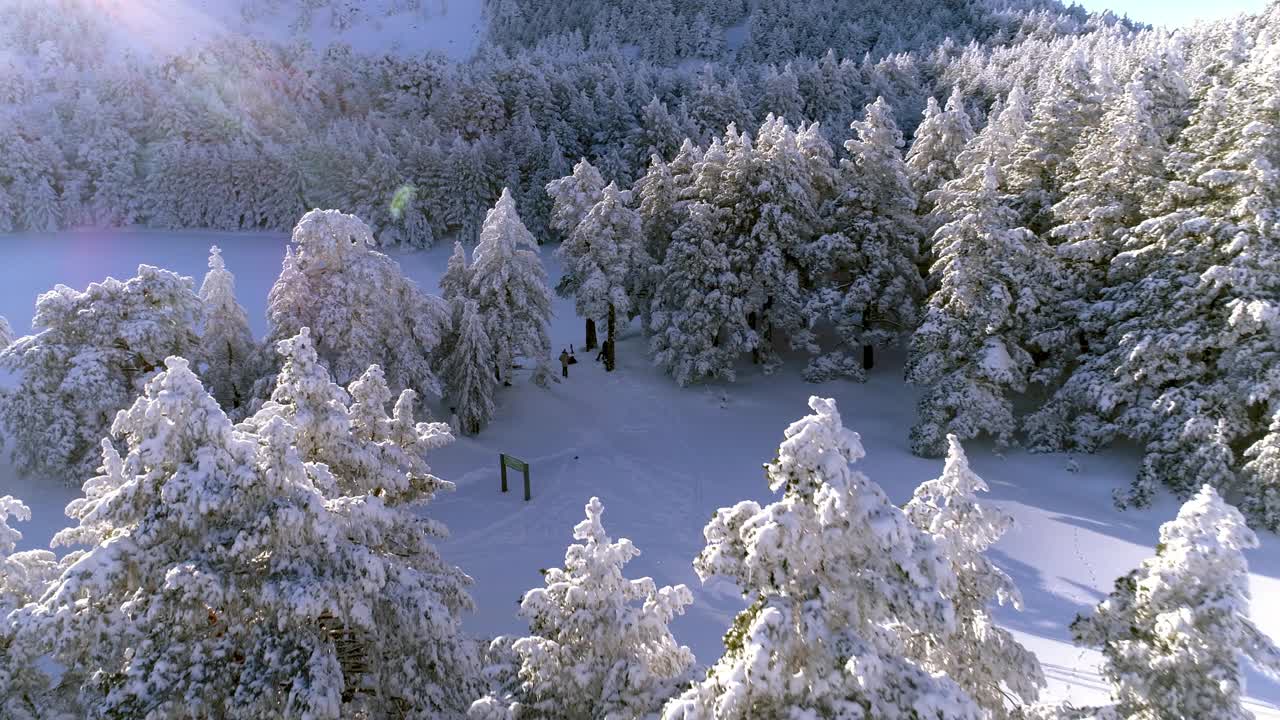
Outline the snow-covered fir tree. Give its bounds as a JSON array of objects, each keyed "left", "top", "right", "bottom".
[
  {"left": 648, "top": 200, "right": 747, "bottom": 386},
  {"left": 1026, "top": 38, "right": 1280, "bottom": 522},
  {"left": 662, "top": 396, "right": 982, "bottom": 720},
  {"left": 469, "top": 189, "right": 555, "bottom": 387},
  {"left": 1006, "top": 49, "right": 1104, "bottom": 234},
  {"left": 559, "top": 182, "right": 649, "bottom": 371},
  {"left": 471, "top": 497, "right": 695, "bottom": 719},
  {"left": 1046, "top": 486, "right": 1280, "bottom": 720},
  {"left": 546, "top": 158, "right": 610, "bottom": 349},
  {"left": 441, "top": 241, "right": 474, "bottom": 304},
  {"left": 906, "top": 163, "right": 1057, "bottom": 457},
  {"left": 1028, "top": 78, "right": 1167, "bottom": 387},
  {"left": 263, "top": 208, "right": 447, "bottom": 399},
  {"left": 442, "top": 299, "right": 497, "bottom": 435},
  {"left": 905, "top": 88, "right": 975, "bottom": 227},
  {"left": 545, "top": 157, "right": 606, "bottom": 239},
  {"left": 198, "top": 245, "right": 257, "bottom": 414},
  {"left": 0, "top": 316, "right": 12, "bottom": 349},
  {"left": 0, "top": 265, "right": 200, "bottom": 482},
  {"left": 16, "top": 347, "right": 479, "bottom": 718},
  {"left": 905, "top": 436, "right": 1045, "bottom": 719},
  {"left": 806, "top": 97, "right": 923, "bottom": 382}
]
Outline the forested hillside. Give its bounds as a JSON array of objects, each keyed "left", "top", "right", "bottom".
[{"left": 0, "top": 0, "right": 1127, "bottom": 245}]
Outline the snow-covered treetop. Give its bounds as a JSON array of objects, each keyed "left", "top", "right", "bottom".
[
  {"left": 666, "top": 396, "right": 979, "bottom": 719},
  {"left": 905, "top": 436, "right": 1045, "bottom": 717},
  {"left": 440, "top": 241, "right": 472, "bottom": 302},
  {"left": 546, "top": 157, "right": 606, "bottom": 237},
  {"left": 265, "top": 208, "right": 446, "bottom": 397},
  {"left": 0, "top": 315, "right": 12, "bottom": 348},
  {"left": 0, "top": 494, "right": 59, "bottom": 619},
  {"left": 475, "top": 496, "right": 694, "bottom": 718},
  {"left": 1067, "top": 485, "right": 1280, "bottom": 720},
  {"left": 0, "top": 496, "right": 30, "bottom": 558},
  {"left": 907, "top": 435, "right": 1012, "bottom": 557},
  {"left": 0, "top": 264, "right": 201, "bottom": 481}
]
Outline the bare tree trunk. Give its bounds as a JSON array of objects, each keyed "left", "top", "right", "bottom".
[
  {"left": 585, "top": 318, "right": 598, "bottom": 351},
  {"left": 863, "top": 344, "right": 874, "bottom": 371},
  {"left": 605, "top": 304, "right": 617, "bottom": 372}
]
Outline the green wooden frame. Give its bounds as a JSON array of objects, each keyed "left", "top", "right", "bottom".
[{"left": 500, "top": 453, "right": 531, "bottom": 501}]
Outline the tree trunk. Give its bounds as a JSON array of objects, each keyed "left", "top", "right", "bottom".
[
  {"left": 605, "top": 304, "right": 617, "bottom": 372},
  {"left": 748, "top": 312, "right": 760, "bottom": 364},
  {"left": 585, "top": 318, "right": 598, "bottom": 351},
  {"left": 862, "top": 344, "right": 874, "bottom": 371}
]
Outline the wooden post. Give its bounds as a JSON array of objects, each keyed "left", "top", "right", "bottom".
[{"left": 500, "top": 454, "right": 531, "bottom": 501}]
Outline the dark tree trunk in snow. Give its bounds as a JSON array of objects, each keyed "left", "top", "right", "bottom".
[
  {"left": 585, "top": 318, "right": 598, "bottom": 351},
  {"left": 748, "top": 312, "right": 760, "bottom": 364},
  {"left": 605, "top": 304, "right": 617, "bottom": 372},
  {"left": 863, "top": 344, "right": 874, "bottom": 371}
]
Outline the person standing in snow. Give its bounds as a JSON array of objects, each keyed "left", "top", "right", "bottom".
[{"left": 560, "top": 348, "right": 571, "bottom": 378}]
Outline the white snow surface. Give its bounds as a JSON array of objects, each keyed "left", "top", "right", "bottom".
[{"left": 1, "top": 230, "right": 1278, "bottom": 717}]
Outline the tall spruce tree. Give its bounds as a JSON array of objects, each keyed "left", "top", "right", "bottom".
[
  {"left": 199, "top": 245, "right": 257, "bottom": 414},
  {"left": 906, "top": 164, "right": 1057, "bottom": 457},
  {"left": 905, "top": 436, "right": 1045, "bottom": 719},
  {"left": 560, "top": 182, "right": 649, "bottom": 371},
  {"left": 469, "top": 189, "right": 555, "bottom": 387},
  {"left": 806, "top": 97, "right": 923, "bottom": 381}
]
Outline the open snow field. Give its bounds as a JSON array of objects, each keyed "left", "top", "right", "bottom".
[{"left": 2, "top": 231, "right": 1278, "bottom": 716}]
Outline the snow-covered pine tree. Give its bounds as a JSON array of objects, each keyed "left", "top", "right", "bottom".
[
  {"left": 546, "top": 158, "right": 608, "bottom": 350},
  {"left": 648, "top": 200, "right": 746, "bottom": 386},
  {"left": 471, "top": 497, "right": 695, "bottom": 719},
  {"left": 469, "top": 189, "right": 554, "bottom": 387},
  {"left": 634, "top": 154, "right": 680, "bottom": 269},
  {"left": 0, "top": 496, "right": 61, "bottom": 720},
  {"left": 904, "top": 436, "right": 1045, "bottom": 719},
  {"left": 0, "top": 315, "right": 12, "bottom": 349},
  {"left": 545, "top": 157, "right": 606, "bottom": 240},
  {"left": 17, "top": 350, "right": 479, "bottom": 718},
  {"left": 738, "top": 116, "right": 831, "bottom": 372},
  {"left": 954, "top": 86, "right": 1030, "bottom": 176},
  {"left": 1050, "top": 486, "right": 1280, "bottom": 720},
  {"left": 806, "top": 97, "right": 923, "bottom": 382},
  {"left": 905, "top": 88, "right": 975, "bottom": 227},
  {"left": 442, "top": 299, "right": 497, "bottom": 435},
  {"left": 1028, "top": 79, "right": 1167, "bottom": 388},
  {"left": 199, "top": 245, "right": 257, "bottom": 415},
  {"left": 662, "top": 396, "right": 982, "bottom": 720},
  {"left": 560, "top": 182, "right": 649, "bottom": 371},
  {"left": 1005, "top": 49, "right": 1103, "bottom": 235},
  {"left": 1027, "top": 40, "right": 1280, "bottom": 521},
  {"left": 262, "top": 208, "right": 446, "bottom": 400},
  {"left": 906, "top": 163, "right": 1056, "bottom": 457},
  {"left": 0, "top": 265, "right": 201, "bottom": 482},
  {"left": 441, "top": 241, "right": 474, "bottom": 304}
]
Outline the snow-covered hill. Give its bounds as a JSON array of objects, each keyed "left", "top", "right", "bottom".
[
  {"left": 2, "top": 0, "right": 485, "bottom": 63},
  {"left": 2, "top": 231, "right": 1277, "bottom": 717}
]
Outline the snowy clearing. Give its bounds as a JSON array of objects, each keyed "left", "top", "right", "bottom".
[{"left": 1, "top": 231, "right": 1278, "bottom": 717}]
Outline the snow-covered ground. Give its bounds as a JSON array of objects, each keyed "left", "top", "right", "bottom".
[{"left": 1, "top": 231, "right": 1278, "bottom": 717}]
